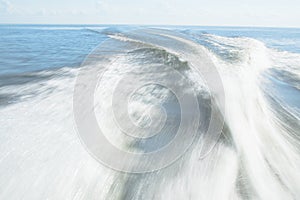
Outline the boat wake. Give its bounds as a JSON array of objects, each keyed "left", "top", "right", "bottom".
[{"left": 0, "top": 29, "right": 299, "bottom": 200}]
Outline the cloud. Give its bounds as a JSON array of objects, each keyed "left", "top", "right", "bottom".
[{"left": 0, "top": 0, "right": 12, "bottom": 13}]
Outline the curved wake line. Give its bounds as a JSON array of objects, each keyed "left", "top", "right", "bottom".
[{"left": 103, "top": 29, "right": 300, "bottom": 199}]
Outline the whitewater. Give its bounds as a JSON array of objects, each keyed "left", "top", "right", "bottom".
[{"left": 0, "top": 26, "right": 299, "bottom": 200}]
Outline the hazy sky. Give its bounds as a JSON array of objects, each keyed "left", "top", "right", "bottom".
[{"left": 0, "top": 0, "right": 299, "bottom": 27}]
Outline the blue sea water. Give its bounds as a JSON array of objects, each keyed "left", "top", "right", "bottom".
[
  {"left": 1, "top": 25, "right": 300, "bottom": 76},
  {"left": 0, "top": 25, "right": 107, "bottom": 75}
]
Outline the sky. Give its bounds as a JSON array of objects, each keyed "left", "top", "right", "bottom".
[{"left": 0, "top": 0, "right": 299, "bottom": 27}]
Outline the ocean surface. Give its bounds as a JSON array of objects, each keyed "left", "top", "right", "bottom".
[{"left": 0, "top": 25, "right": 300, "bottom": 199}]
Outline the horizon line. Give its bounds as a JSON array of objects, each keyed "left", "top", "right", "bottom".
[{"left": 1, "top": 23, "right": 300, "bottom": 29}]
